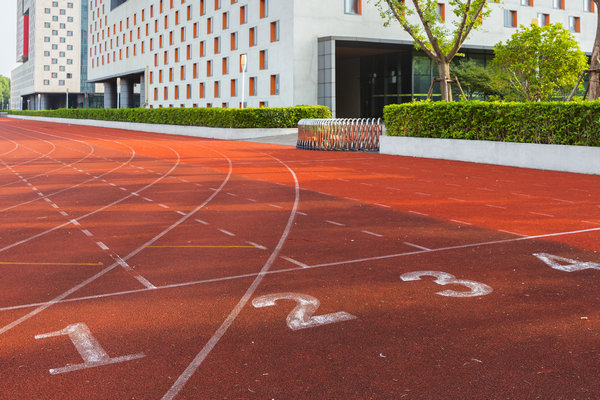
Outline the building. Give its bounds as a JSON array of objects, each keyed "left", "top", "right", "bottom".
[
  {"left": 14, "top": 0, "right": 597, "bottom": 115},
  {"left": 11, "top": 0, "right": 100, "bottom": 110}
]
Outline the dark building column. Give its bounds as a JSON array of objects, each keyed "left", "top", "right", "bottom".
[
  {"left": 119, "top": 78, "right": 134, "bottom": 108},
  {"left": 104, "top": 80, "right": 117, "bottom": 108}
]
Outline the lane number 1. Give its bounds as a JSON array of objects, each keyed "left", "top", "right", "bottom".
[{"left": 35, "top": 323, "right": 145, "bottom": 375}]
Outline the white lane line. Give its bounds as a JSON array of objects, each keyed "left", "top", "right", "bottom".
[
  {"left": 161, "top": 154, "right": 300, "bottom": 400},
  {"left": 375, "top": 203, "right": 391, "bottom": 208},
  {"left": 227, "top": 192, "right": 238, "bottom": 197},
  {"left": 37, "top": 192, "right": 44, "bottom": 197},
  {"left": 362, "top": 230, "right": 383, "bottom": 238},
  {"left": 387, "top": 187, "right": 402, "bottom": 191},
  {"left": 450, "top": 219, "right": 472, "bottom": 225},
  {"left": 360, "top": 183, "right": 374, "bottom": 187},
  {"left": 512, "top": 192, "right": 531, "bottom": 197},
  {"left": 529, "top": 211, "right": 555, "bottom": 218},
  {"left": 337, "top": 178, "right": 349, "bottom": 182},
  {"left": 26, "top": 182, "right": 32, "bottom": 186},
  {"left": 445, "top": 183, "right": 461, "bottom": 187},
  {"left": 218, "top": 229, "right": 235, "bottom": 237},
  {"left": 246, "top": 198, "right": 257, "bottom": 202},
  {"left": 344, "top": 197, "right": 359, "bottom": 202},
  {"left": 269, "top": 204, "right": 283, "bottom": 209},
  {"left": 158, "top": 204, "right": 169, "bottom": 209},
  {"left": 325, "top": 220, "right": 345, "bottom": 226},
  {"left": 81, "top": 229, "right": 93, "bottom": 237},
  {"left": 246, "top": 241, "right": 266, "bottom": 250},
  {"left": 70, "top": 219, "right": 81, "bottom": 227},
  {"left": 552, "top": 198, "right": 575, "bottom": 204},
  {"left": 448, "top": 197, "right": 466, "bottom": 202},
  {"left": 296, "top": 211, "right": 308, "bottom": 216},
  {"left": 415, "top": 192, "right": 431, "bottom": 196},
  {"left": 116, "top": 257, "right": 156, "bottom": 289},
  {"left": 51, "top": 204, "right": 59, "bottom": 209},
  {"left": 195, "top": 218, "right": 209, "bottom": 225},
  {"left": 142, "top": 197, "right": 152, "bottom": 202},
  {"left": 119, "top": 187, "right": 127, "bottom": 191},
  {"left": 176, "top": 211, "right": 186, "bottom": 216},
  {"left": 281, "top": 256, "right": 309, "bottom": 269},
  {"left": 209, "top": 188, "right": 217, "bottom": 191},
  {"left": 109, "top": 182, "right": 116, "bottom": 186},
  {"left": 43, "top": 198, "right": 52, "bottom": 203},
  {"left": 485, "top": 204, "right": 507, "bottom": 209},
  {"left": 498, "top": 229, "right": 528, "bottom": 237},
  {"left": 403, "top": 242, "right": 431, "bottom": 251},
  {"left": 478, "top": 187, "right": 494, "bottom": 191},
  {"left": 408, "top": 210, "right": 429, "bottom": 216},
  {"left": 131, "top": 192, "right": 140, "bottom": 197},
  {"left": 59, "top": 211, "right": 69, "bottom": 217},
  {"left": 96, "top": 242, "right": 109, "bottom": 251},
  {"left": 7, "top": 226, "right": 600, "bottom": 314},
  {"left": 582, "top": 220, "right": 600, "bottom": 226}
]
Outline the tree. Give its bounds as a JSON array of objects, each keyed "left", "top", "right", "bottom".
[
  {"left": 589, "top": 0, "right": 600, "bottom": 100},
  {"left": 490, "top": 23, "right": 588, "bottom": 102},
  {"left": 450, "top": 59, "right": 502, "bottom": 100},
  {"left": 374, "top": 0, "right": 490, "bottom": 101},
  {"left": 0, "top": 76, "right": 9, "bottom": 108}
]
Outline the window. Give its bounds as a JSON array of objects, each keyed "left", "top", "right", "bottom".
[
  {"left": 193, "top": 63, "right": 198, "bottom": 78},
  {"left": 200, "top": 0, "right": 205, "bottom": 15},
  {"left": 180, "top": 65, "right": 185, "bottom": 79},
  {"left": 214, "top": 81, "right": 220, "bottom": 98},
  {"left": 53, "top": 16, "right": 59, "bottom": 21},
  {"left": 67, "top": 45, "right": 73, "bottom": 50},
  {"left": 231, "top": 79, "right": 237, "bottom": 96},
  {"left": 585, "top": 0, "right": 595, "bottom": 12},
  {"left": 67, "top": 73, "right": 72, "bottom": 79},
  {"left": 553, "top": 0, "right": 564, "bottom": 9},
  {"left": 537, "top": 13, "right": 549, "bottom": 26},
  {"left": 52, "top": 30, "right": 58, "bottom": 35},
  {"left": 67, "top": 31, "right": 73, "bottom": 36},
  {"left": 59, "top": 80, "right": 65, "bottom": 86},
  {"left": 520, "top": 0, "right": 532, "bottom": 6},
  {"left": 52, "top": 44, "right": 58, "bottom": 50},
  {"left": 44, "top": 65, "right": 50, "bottom": 71},
  {"left": 52, "top": 58, "right": 58, "bottom": 64},
  {"left": 59, "top": 51, "right": 65, "bottom": 57},
  {"left": 215, "top": 0, "right": 221, "bottom": 10},
  {"left": 45, "top": 8, "right": 51, "bottom": 13},
  {"left": 214, "top": 36, "right": 220, "bottom": 53},
  {"left": 68, "top": 16, "right": 73, "bottom": 22},
  {"left": 249, "top": 77, "right": 256, "bottom": 96},
  {"left": 44, "top": 22, "right": 51, "bottom": 28},
  {"left": 60, "top": 23, "right": 65, "bottom": 29},
  {"left": 59, "top": 66, "right": 65, "bottom": 71},
  {"left": 249, "top": 27, "right": 256, "bottom": 46},
  {"left": 344, "top": 0, "right": 361, "bottom": 14},
  {"left": 270, "top": 74, "right": 279, "bottom": 95},
  {"left": 44, "top": 51, "right": 50, "bottom": 56},
  {"left": 44, "top": 36, "right": 50, "bottom": 42},
  {"left": 175, "top": 86, "right": 179, "bottom": 100},
  {"left": 200, "top": 82, "right": 205, "bottom": 98},
  {"left": 60, "top": 9, "right": 66, "bottom": 15},
  {"left": 207, "top": 17, "right": 213, "bottom": 33},
  {"left": 187, "top": 44, "right": 192, "bottom": 59},
  {"left": 60, "top": 37, "right": 66, "bottom": 43},
  {"left": 222, "top": 12, "right": 229, "bottom": 29},
  {"left": 200, "top": 41, "right": 206, "bottom": 56},
  {"left": 169, "top": 67, "right": 173, "bottom": 81},
  {"left": 222, "top": 57, "right": 228, "bottom": 74},
  {"left": 52, "top": 1, "right": 58, "bottom": 6},
  {"left": 51, "top": 72, "right": 58, "bottom": 78},
  {"left": 569, "top": 16, "right": 580, "bottom": 33},
  {"left": 186, "top": 84, "right": 191, "bottom": 99},
  {"left": 240, "top": 5, "right": 247, "bottom": 24},
  {"left": 504, "top": 10, "right": 517, "bottom": 27},
  {"left": 270, "top": 21, "right": 279, "bottom": 42},
  {"left": 260, "top": 0, "right": 267, "bottom": 18},
  {"left": 259, "top": 50, "right": 267, "bottom": 69},
  {"left": 437, "top": 3, "right": 445, "bottom": 21},
  {"left": 207, "top": 60, "right": 213, "bottom": 76},
  {"left": 67, "top": 2, "right": 73, "bottom": 8},
  {"left": 44, "top": 80, "right": 50, "bottom": 85},
  {"left": 230, "top": 32, "right": 238, "bottom": 50}
]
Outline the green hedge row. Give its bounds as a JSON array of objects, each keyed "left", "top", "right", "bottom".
[
  {"left": 384, "top": 101, "right": 600, "bottom": 146},
  {"left": 9, "top": 105, "right": 331, "bottom": 129}
]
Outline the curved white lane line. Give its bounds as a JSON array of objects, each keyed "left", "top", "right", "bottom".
[
  {"left": 0, "top": 135, "right": 19, "bottom": 157},
  {"left": 161, "top": 154, "right": 299, "bottom": 400},
  {"left": 0, "top": 144, "right": 233, "bottom": 337}
]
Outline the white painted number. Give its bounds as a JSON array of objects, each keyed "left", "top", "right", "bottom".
[
  {"left": 35, "top": 323, "right": 145, "bottom": 375},
  {"left": 252, "top": 293, "right": 357, "bottom": 331},
  {"left": 400, "top": 271, "right": 493, "bottom": 297},
  {"left": 533, "top": 253, "right": 600, "bottom": 273}
]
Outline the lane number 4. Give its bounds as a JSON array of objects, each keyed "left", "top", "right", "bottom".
[
  {"left": 400, "top": 271, "right": 493, "bottom": 297},
  {"left": 252, "top": 293, "right": 357, "bottom": 331},
  {"left": 533, "top": 253, "right": 600, "bottom": 273}
]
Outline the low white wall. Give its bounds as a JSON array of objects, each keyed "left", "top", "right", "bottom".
[
  {"left": 380, "top": 135, "right": 600, "bottom": 176},
  {"left": 7, "top": 115, "right": 297, "bottom": 140}
]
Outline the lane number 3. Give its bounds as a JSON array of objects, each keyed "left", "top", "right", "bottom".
[
  {"left": 400, "top": 271, "right": 493, "bottom": 297},
  {"left": 252, "top": 293, "right": 357, "bottom": 331}
]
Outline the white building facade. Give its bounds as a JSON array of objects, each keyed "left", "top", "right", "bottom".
[
  {"left": 11, "top": 0, "right": 99, "bottom": 110},
  {"left": 15, "top": 0, "right": 597, "bottom": 115}
]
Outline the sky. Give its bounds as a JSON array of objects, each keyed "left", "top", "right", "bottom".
[{"left": 0, "top": 0, "right": 18, "bottom": 78}]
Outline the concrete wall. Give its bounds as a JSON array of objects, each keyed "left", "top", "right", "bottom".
[{"left": 380, "top": 135, "right": 600, "bottom": 176}]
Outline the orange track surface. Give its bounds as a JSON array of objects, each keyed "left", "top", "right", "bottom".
[{"left": 1, "top": 118, "right": 600, "bottom": 399}]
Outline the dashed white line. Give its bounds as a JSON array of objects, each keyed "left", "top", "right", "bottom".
[
  {"left": 403, "top": 242, "right": 431, "bottom": 251},
  {"left": 529, "top": 211, "right": 555, "bottom": 218},
  {"left": 70, "top": 219, "right": 81, "bottom": 227},
  {"left": 109, "top": 182, "right": 116, "bottom": 187},
  {"left": 176, "top": 211, "right": 186, "bottom": 216},
  {"left": 408, "top": 210, "right": 429, "bottom": 216},
  {"left": 246, "top": 241, "right": 266, "bottom": 250},
  {"left": 325, "top": 220, "right": 345, "bottom": 226},
  {"left": 337, "top": 178, "right": 349, "bottom": 182},
  {"left": 375, "top": 203, "right": 391, "bottom": 208},
  {"left": 386, "top": 187, "right": 402, "bottom": 191},
  {"left": 281, "top": 256, "right": 309, "bottom": 269},
  {"left": 582, "top": 220, "right": 600, "bottom": 226},
  {"left": 485, "top": 204, "right": 507, "bottom": 209},
  {"left": 296, "top": 211, "right": 308, "bottom": 216},
  {"left": 58, "top": 211, "right": 68, "bottom": 217},
  {"left": 246, "top": 198, "right": 257, "bottom": 202},
  {"left": 362, "top": 230, "right": 383, "bottom": 237},
  {"left": 445, "top": 183, "right": 461, "bottom": 187},
  {"left": 360, "top": 183, "right": 374, "bottom": 187},
  {"left": 552, "top": 198, "right": 575, "bottom": 204},
  {"left": 415, "top": 192, "right": 431, "bottom": 196},
  {"left": 195, "top": 219, "right": 209, "bottom": 225},
  {"left": 218, "top": 229, "right": 235, "bottom": 237},
  {"left": 158, "top": 204, "right": 169, "bottom": 209},
  {"left": 227, "top": 193, "right": 238, "bottom": 197},
  {"left": 96, "top": 242, "right": 109, "bottom": 251},
  {"left": 142, "top": 197, "right": 152, "bottom": 202},
  {"left": 450, "top": 219, "right": 472, "bottom": 225},
  {"left": 512, "top": 192, "right": 532, "bottom": 197},
  {"left": 448, "top": 197, "right": 466, "bottom": 202},
  {"left": 478, "top": 187, "right": 494, "bottom": 191},
  {"left": 119, "top": 187, "right": 127, "bottom": 191},
  {"left": 269, "top": 204, "right": 283, "bottom": 209},
  {"left": 498, "top": 229, "right": 528, "bottom": 237},
  {"left": 51, "top": 204, "right": 59, "bottom": 209},
  {"left": 81, "top": 229, "right": 93, "bottom": 237}
]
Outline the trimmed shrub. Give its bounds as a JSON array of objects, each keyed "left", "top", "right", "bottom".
[
  {"left": 384, "top": 101, "right": 600, "bottom": 146},
  {"left": 8, "top": 105, "right": 331, "bottom": 129}
]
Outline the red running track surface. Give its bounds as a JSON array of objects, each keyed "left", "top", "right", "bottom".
[{"left": 1, "top": 118, "right": 600, "bottom": 399}]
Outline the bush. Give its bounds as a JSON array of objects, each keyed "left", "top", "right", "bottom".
[
  {"left": 384, "top": 101, "right": 600, "bottom": 146},
  {"left": 8, "top": 105, "right": 331, "bottom": 129}
]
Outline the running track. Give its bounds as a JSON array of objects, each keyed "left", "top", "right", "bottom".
[{"left": 1, "top": 117, "right": 600, "bottom": 399}]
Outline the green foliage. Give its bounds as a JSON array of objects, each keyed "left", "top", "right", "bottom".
[
  {"left": 0, "top": 76, "right": 10, "bottom": 106},
  {"left": 491, "top": 23, "right": 589, "bottom": 102},
  {"left": 450, "top": 59, "right": 502, "bottom": 100},
  {"left": 384, "top": 101, "right": 600, "bottom": 146},
  {"left": 8, "top": 106, "right": 331, "bottom": 128}
]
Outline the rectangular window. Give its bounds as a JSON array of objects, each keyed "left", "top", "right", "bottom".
[
  {"left": 207, "top": 17, "right": 213, "bottom": 33},
  {"left": 504, "top": 10, "right": 517, "bottom": 27},
  {"left": 270, "top": 74, "right": 279, "bottom": 95},
  {"left": 200, "top": 0, "right": 205, "bottom": 15},
  {"left": 344, "top": 0, "right": 361, "bottom": 14},
  {"left": 222, "top": 57, "right": 229, "bottom": 74},
  {"left": 260, "top": 0, "right": 267, "bottom": 18},
  {"left": 207, "top": 60, "right": 213, "bottom": 76},
  {"left": 223, "top": 12, "right": 229, "bottom": 29},
  {"left": 270, "top": 21, "right": 279, "bottom": 42},
  {"left": 186, "top": 84, "right": 191, "bottom": 99},
  {"left": 214, "top": 37, "right": 220, "bottom": 53},
  {"left": 230, "top": 32, "right": 238, "bottom": 50},
  {"left": 193, "top": 63, "right": 198, "bottom": 78},
  {"left": 181, "top": 26, "right": 185, "bottom": 41},
  {"left": 569, "top": 16, "right": 580, "bottom": 33},
  {"left": 259, "top": 50, "right": 267, "bottom": 69},
  {"left": 175, "top": 48, "right": 179, "bottom": 62},
  {"left": 249, "top": 27, "right": 256, "bottom": 46},
  {"left": 187, "top": 5, "right": 192, "bottom": 20},
  {"left": 193, "top": 22, "right": 198, "bottom": 37},
  {"left": 437, "top": 3, "right": 445, "bottom": 21},
  {"left": 187, "top": 44, "right": 192, "bottom": 59},
  {"left": 200, "top": 41, "right": 206, "bottom": 56},
  {"left": 553, "top": 0, "right": 565, "bottom": 9},
  {"left": 200, "top": 82, "right": 205, "bottom": 98},
  {"left": 520, "top": 0, "right": 532, "bottom": 6},
  {"left": 231, "top": 79, "right": 237, "bottom": 96},
  {"left": 214, "top": 81, "right": 220, "bottom": 98},
  {"left": 175, "top": 85, "right": 179, "bottom": 99},
  {"left": 585, "top": 0, "right": 595, "bottom": 12},
  {"left": 169, "top": 67, "right": 173, "bottom": 81},
  {"left": 537, "top": 13, "right": 549, "bottom": 26},
  {"left": 240, "top": 6, "right": 247, "bottom": 24},
  {"left": 215, "top": 0, "right": 221, "bottom": 9},
  {"left": 159, "top": 69, "right": 163, "bottom": 83},
  {"left": 249, "top": 77, "right": 256, "bottom": 96}
]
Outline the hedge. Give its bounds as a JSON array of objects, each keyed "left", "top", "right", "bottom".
[
  {"left": 384, "top": 101, "right": 600, "bottom": 146},
  {"left": 8, "top": 105, "right": 331, "bottom": 129}
]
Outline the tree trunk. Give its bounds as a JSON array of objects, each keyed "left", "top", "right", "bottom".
[
  {"left": 437, "top": 61, "right": 452, "bottom": 102},
  {"left": 590, "top": 0, "right": 600, "bottom": 100}
]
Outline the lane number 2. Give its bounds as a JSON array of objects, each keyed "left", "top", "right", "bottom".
[
  {"left": 252, "top": 293, "right": 357, "bottom": 331},
  {"left": 533, "top": 253, "right": 600, "bottom": 273},
  {"left": 35, "top": 323, "right": 145, "bottom": 375},
  {"left": 400, "top": 271, "right": 493, "bottom": 297}
]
